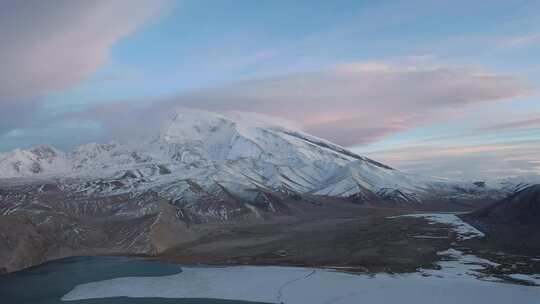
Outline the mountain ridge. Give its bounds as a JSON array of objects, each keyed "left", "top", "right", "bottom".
[{"left": 0, "top": 109, "right": 503, "bottom": 206}]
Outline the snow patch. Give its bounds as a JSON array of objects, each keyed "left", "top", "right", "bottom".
[
  {"left": 508, "top": 274, "right": 540, "bottom": 285},
  {"left": 389, "top": 213, "right": 485, "bottom": 240}
]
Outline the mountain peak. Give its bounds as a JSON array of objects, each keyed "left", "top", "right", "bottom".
[
  {"left": 160, "top": 108, "right": 301, "bottom": 144},
  {"left": 0, "top": 144, "right": 67, "bottom": 177},
  {"left": 28, "top": 144, "right": 64, "bottom": 160}
]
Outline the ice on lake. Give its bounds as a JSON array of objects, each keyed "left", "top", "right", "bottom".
[{"left": 63, "top": 252, "right": 540, "bottom": 304}]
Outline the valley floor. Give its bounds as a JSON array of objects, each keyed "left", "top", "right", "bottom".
[
  {"left": 154, "top": 203, "right": 540, "bottom": 280},
  {"left": 3, "top": 202, "right": 540, "bottom": 303}
]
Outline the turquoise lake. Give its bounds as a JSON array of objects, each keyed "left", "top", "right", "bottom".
[{"left": 0, "top": 256, "right": 268, "bottom": 304}]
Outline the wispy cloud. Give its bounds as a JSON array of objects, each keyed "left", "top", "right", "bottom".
[
  {"left": 0, "top": 0, "right": 167, "bottom": 102},
  {"left": 478, "top": 116, "right": 540, "bottom": 132},
  {"left": 170, "top": 63, "right": 530, "bottom": 146},
  {"left": 499, "top": 33, "right": 540, "bottom": 49},
  {"left": 363, "top": 140, "right": 540, "bottom": 180},
  {"left": 2, "top": 61, "right": 530, "bottom": 151}
]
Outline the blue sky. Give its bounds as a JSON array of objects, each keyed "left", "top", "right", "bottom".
[{"left": 1, "top": 0, "right": 539, "bottom": 180}]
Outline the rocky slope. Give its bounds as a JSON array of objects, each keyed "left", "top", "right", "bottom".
[
  {"left": 462, "top": 184, "right": 540, "bottom": 250},
  {"left": 473, "top": 184, "right": 540, "bottom": 224}
]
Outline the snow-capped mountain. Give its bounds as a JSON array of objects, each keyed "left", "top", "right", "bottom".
[
  {"left": 0, "top": 145, "right": 69, "bottom": 177},
  {"left": 0, "top": 109, "right": 503, "bottom": 207},
  {"left": 495, "top": 175, "right": 540, "bottom": 194},
  {"left": 0, "top": 109, "right": 512, "bottom": 273}
]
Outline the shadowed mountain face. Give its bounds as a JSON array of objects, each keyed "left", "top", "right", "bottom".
[
  {"left": 462, "top": 185, "right": 540, "bottom": 251},
  {"left": 473, "top": 184, "right": 540, "bottom": 226}
]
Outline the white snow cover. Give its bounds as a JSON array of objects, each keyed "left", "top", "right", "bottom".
[
  {"left": 508, "top": 274, "right": 540, "bottom": 285},
  {"left": 496, "top": 174, "right": 540, "bottom": 193},
  {"left": 0, "top": 110, "right": 425, "bottom": 197},
  {"left": 0, "top": 145, "right": 69, "bottom": 178},
  {"left": 0, "top": 109, "right": 503, "bottom": 205},
  {"left": 389, "top": 213, "right": 485, "bottom": 240},
  {"left": 62, "top": 251, "right": 540, "bottom": 304},
  {"left": 314, "top": 159, "right": 430, "bottom": 199}
]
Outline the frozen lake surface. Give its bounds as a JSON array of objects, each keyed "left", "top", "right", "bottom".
[
  {"left": 62, "top": 255, "right": 540, "bottom": 304},
  {"left": 0, "top": 256, "right": 264, "bottom": 304}
]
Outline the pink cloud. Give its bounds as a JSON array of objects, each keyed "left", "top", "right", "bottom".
[
  {"left": 171, "top": 63, "right": 530, "bottom": 146},
  {"left": 363, "top": 140, "right": 540, "bottom": 180},
  {"left": 478, "top": 117, "right": 540, "bottom": 132},
  {"left": 0, "top": 0, "right": 168, "bottom": 101},
  {"left": 5, "top": 62, "right": 532, "bottom": 153}
]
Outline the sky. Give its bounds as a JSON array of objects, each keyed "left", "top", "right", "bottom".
[{"left": 0, "top": 0, "right": 539, "bottom": 180}]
